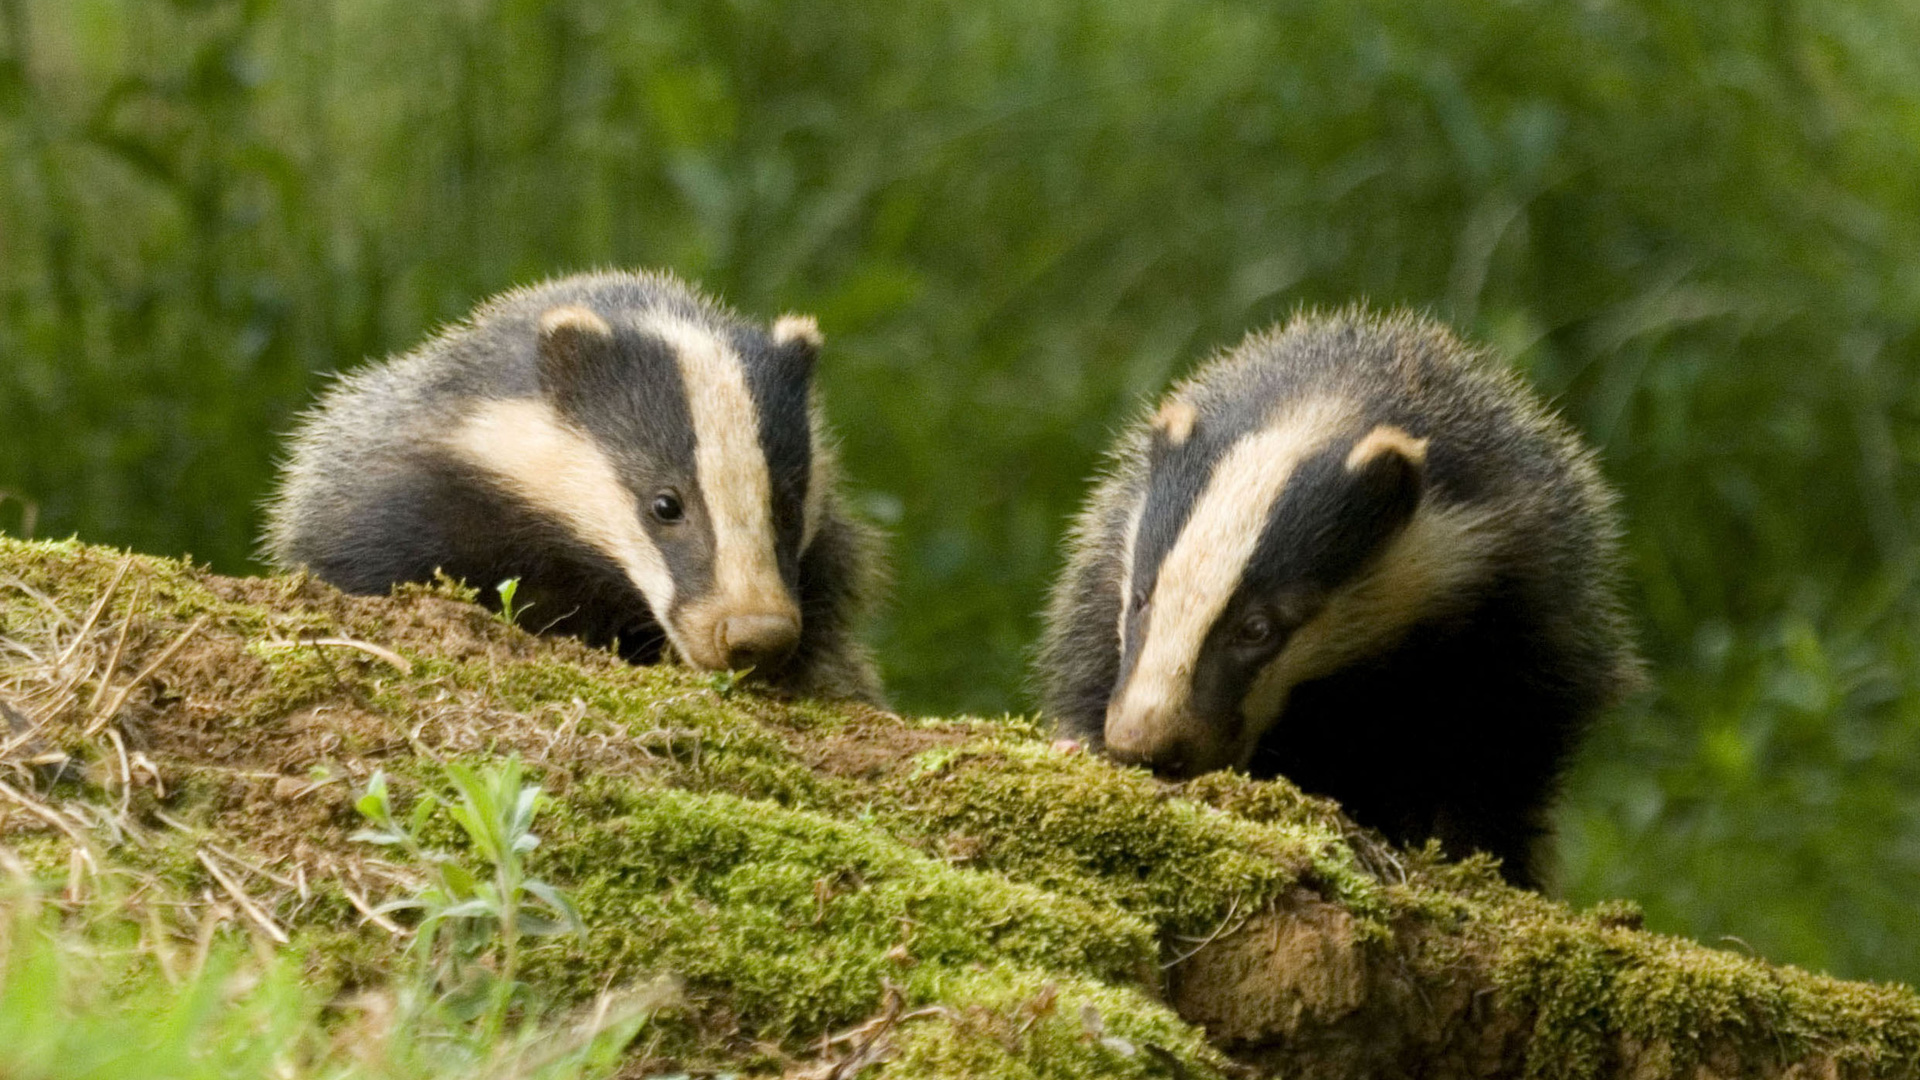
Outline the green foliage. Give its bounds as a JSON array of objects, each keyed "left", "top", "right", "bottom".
[
  {"left": 354, "top": 760, "right": 584, "bottom": 1033},
  {"left": 4, "top": 0, "right": 1920, "bottom": 987},
  {"left": 0, "top": 874, "right": 657, "bottom": 1080}
]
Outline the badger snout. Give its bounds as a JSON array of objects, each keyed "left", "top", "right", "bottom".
[
  {"left": 1104, "top": 702, "right": 1238, "bottom": 780},
  {"left": 1106, "top": 731, "right": 1201, "bottom": 778},
  {"left": 716, "top": 611, "right": 801, "bottom": 671}
]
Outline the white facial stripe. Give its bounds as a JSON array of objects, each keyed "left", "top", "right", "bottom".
[
  {"left": 1113, "top": 399, "right": 1354, "bottom": 724},
  {"left": 445, "top": 398, "right": 682, "bottom": 647},
  {"left": 1236, "top": 500, "right": 1500, "bottom": 751},
  {"left": 1116, "top": 496, "right": 1148, "bottom": 651},
  {"left": 647, "top": 315, "right": 794, "bottom": 621}
]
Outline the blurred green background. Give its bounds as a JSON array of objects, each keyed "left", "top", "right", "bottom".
[{"left": 5, "top": 0, "right": 1920, "bottom": 985}]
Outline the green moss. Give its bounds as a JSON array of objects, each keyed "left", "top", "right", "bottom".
[
  {"left": 8, "top": 537, "right": 1920, "bottom": 1077},
  {"left": 4, "top": 835, "right": 71, "bottom": 880},
  {"left": 887, "top": 970, "right": 1227, "bottom": 1079},
  {"left": 248, "top": 645, "right": 366, "bottom": 723},
  {"left": 1493, "top": 916, "right": 1920, "bottom": 1079},
  {"left": 456, "top": 658, "right": 833, "bottom": 806},
  {"left": 871, "top": 740, "right": 1329, "bottom": 938},
  {"left": 530, "top": 785, "right": 1159, "bottom": 1044}
]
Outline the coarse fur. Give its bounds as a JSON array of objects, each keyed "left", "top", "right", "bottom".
[
  {"left": 1037, "top": 308, "right": 1640, "bottom": 888},
  {"left": 264, "top": 270, "right": 884, "bottom": 702}
]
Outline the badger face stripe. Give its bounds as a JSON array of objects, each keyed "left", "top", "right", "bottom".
[
  {"left": 645, "top": 314, "right": 800, "bottom": 665},
  {"left": 1236, "top": 500, "right": 1501, "bottom": 744},
  {"left": 444, "top": 397, "right": 682, "bottom": 648},
  {"left": 1109, "top": 399, "right": 1354, "bottom": 736},
  {"left": 738, "top": 336, "right": 814, "bottom": 570}
]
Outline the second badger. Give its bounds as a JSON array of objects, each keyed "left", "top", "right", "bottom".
[
  {"left": 265, "top": 270, "right": 883, "bottom": 701},
  {"left": 1039, "top": 310, "right": 1638, "bottom": 886}
]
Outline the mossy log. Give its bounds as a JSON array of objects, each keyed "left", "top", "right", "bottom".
[{"left": 1, "top": 537, "right": 1915, "bottom": 1079}]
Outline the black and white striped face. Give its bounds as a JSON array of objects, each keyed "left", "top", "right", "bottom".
[
  {"left": 1104, "top": 395, "right": 1488, "bottom": 778},
  {"left": 445, "top": 303, "right": 827, "bottom": 674}
]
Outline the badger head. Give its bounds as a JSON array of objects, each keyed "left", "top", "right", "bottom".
[
  {"left": 446, "top": 301, "right": 828, "bottom": 675},
  {"left": 1103, "top": 396, "right": 1491, "bottom": 778}
]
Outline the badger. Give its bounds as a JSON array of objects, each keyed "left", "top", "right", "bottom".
[
  {"left": 1038, "top": 309, "right": 1638, "bottom": 887},
  {"left": 263, "top": 270, "right": 884, "bottom": 702}
]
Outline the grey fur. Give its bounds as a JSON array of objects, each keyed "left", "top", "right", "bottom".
[{"left": 263, "top": 269, "right": 884, "bottom": 703}]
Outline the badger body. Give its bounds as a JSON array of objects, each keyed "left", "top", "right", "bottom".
[
  {"left": 265, "top": 270, "right": 883, "bottom": 702},
  {"left": 1039, "top": 310, "right": 1637, "bottom": 886}
]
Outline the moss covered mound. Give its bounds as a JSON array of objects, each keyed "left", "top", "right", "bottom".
[{"left": 1, "top": 538, "right": 1916, "bottom": 1079}]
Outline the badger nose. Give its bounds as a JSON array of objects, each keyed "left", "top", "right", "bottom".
[
  {"left": 1107, "top": 736, "right": 1197, "bottom": 780},
  {"left": 717, "top": 613, "right": 800, "bottom": 670},
  {"left": 1106, "top": 708, "right": 1202, "bottom": 779}
]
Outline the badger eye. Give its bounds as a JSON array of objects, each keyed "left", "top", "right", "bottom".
[
  {"left": 1233, "top": 612, "right": 1276, "bottom": 647},
  {"left": 650, "top": 491, "right": 685, "bottom": 524}
]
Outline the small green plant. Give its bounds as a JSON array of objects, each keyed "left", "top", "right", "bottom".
[
  {"left": 495, "top": 578, "right": 529, "bottom": 627},
  {"left": 354, "top": 758, "right": 584, "bottom": 1035},
  {"left": 703, "top": 667, "right": 747, "bottom": 697}
]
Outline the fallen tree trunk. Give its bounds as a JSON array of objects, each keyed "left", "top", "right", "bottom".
[{"left": 0, "top": 537, "right": 1914, "bottom": 1079}]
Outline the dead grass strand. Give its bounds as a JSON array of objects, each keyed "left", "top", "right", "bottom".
[
  {"left": 85, "top": 615, "right": 210, "bottom": 736},
  {"left": 0, "top": 777, "right": 96, "bottom": 864},
  {"left": 53, "top": 556, "right": 130, "bottom": 673},
  {"left": 85, "top": 591, "right": 141, "bottom": 713},
  {"left": 259, "top": 636, "right": 414, "bottom": 675},
  {"left": 195, "top": 848, "right": 290, "bottom": 945}
]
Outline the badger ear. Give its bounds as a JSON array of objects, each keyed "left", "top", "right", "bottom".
[
  {"left": 1344, "top": 424, "right": 1427, "bottom": 526},
  {"left": 1149, "top": 399, "right": 1198, "bottom": 452},
  {"left": 771, "top": 314, "right": 823, "bottom": 377},
  {"left": 535, "top": 304, "right": 614, "bottom": 395}
]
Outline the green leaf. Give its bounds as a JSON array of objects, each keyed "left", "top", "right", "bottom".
[
  {"left": 406, "top": 793, "right": 440, "bottom": 836},
  {"left": 522, "top": 879, "right": 585, "bottom": 937},
  {"left": 513, "top": 913, "right": 567, "bottom": 936},
  {"left": 440, "top": 862, "right": 478, "bottom": 899},
  {"left": 354, "top": 772, "right": 391, "bottom": 825},
  {"left": 348, "top": 828, "right": 405, "bottom": 847},
  {"left": 438, "top": 898, "right": 497, "bottom": 921}
]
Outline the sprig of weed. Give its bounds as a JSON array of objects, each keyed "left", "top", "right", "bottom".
[
  {"left": 495, "top": 578, "right": 529, "bottom": 627},
  {"left": 703, "top": 668, "right": 747, "bottom": 697},
  {"left": 355, "top": 758, "right": 583, "bottom": 1036}
]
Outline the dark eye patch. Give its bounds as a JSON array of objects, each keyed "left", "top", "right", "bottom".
[
  {"left": 1129, "top": 435, "right": 1226, "bottom": 614},
  {"left": 1240, "top": 439, "right": 1423, "bottom": 599},
  {"left": 561, "top": 330, "right": 698, "bottom": 470},
  {"left": 738, "top": 330, "right": 813, "bottom": 581}
]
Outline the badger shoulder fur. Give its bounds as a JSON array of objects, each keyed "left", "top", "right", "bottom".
[
  {"left": 264, "top": 269, "right": 884, "bottom": 702},
  {"left": 1037, "top": 308, "right": 1639, "bottom": 887}
]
